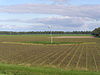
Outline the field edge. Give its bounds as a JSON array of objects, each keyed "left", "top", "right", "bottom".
[{"left": 0, "top": 63, "right": 100, "bottom": 75}]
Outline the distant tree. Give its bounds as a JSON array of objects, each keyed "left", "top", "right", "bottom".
[
  {"left": 0, "top": 31, "right": 92, "bottom": 35},
  {"left": 92, "top": 27, "right": 100, "bottom": 37}
]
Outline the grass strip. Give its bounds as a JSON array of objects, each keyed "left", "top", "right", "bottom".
[
  {"left": 20, "top": 41, "right": 82, "bottom": 44},
  {"left": 0, "top": 63, "right": 99, "bottom": 75}
]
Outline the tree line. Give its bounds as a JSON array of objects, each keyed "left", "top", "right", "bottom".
[
  {"left": 0, "top": 27, "right": 99, "bottom": 37},
  {"left": 92, "top": 27, "right": 100, "bottom": 37},
  {"left": 0, "top": 31, "right": 92, "bottom": 35}
]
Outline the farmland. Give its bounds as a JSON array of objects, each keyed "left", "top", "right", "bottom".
[{"left": 0, "top": 35, "right": 100, "bottom": 74}]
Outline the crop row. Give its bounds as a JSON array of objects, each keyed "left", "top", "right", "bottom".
[{"left": 0, "top": 43, "right": 100, "bottom": 71}]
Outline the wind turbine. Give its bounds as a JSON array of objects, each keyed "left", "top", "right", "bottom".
[
  {"left": 10, "top": 31, "right": 12, "bottom": 35},
  {"left": 48, "top": 25, "right": 53, "bottom": 44}
]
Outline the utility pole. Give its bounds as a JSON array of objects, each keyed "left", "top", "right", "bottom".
[{"left": 48, "top": 25, "right": 53, "bottom": 44}]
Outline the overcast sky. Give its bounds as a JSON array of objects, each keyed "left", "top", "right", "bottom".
[{"left": 0, "top": 0, "right": 100, "bottom": 31}]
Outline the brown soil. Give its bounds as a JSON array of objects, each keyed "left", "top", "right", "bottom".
[{"left": 53, "top": 36, "right": 95, "bottom": 38}]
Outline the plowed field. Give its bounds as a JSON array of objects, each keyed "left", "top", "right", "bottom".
[{"left": 0, "top": 35, "right": 100, "bottom": 72}]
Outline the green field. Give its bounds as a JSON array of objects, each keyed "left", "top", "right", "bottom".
[
  {"left": 0, "top": 63, "right": 100, "bottom": 75},
  {"left": 0, "top": 34, "right": 99, "bottom": 75},
  {"left": 20, "top": 41, "right": 82, "bottom": 44}
]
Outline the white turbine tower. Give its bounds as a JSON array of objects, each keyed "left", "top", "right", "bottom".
[{"left": 48, "top": 25, "right": 53, "bottom": 44}]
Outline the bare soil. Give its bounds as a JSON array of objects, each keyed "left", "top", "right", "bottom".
[{"left": 53, "top": 36, "right": 95, "bottom": 38}]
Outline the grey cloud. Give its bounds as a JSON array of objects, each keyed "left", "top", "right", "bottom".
[
  {"left": 0, "top": 23, "right": 46, "bottom": 31},
  {"left": 0, "top": 24, "right": 33, "bottom": 29},
  {"left": 0, "top": 16, "right": 99, "bottom": 31},
  {"left": 33, "top": 16, "right": 98, "bottom": 29},
  {"left": 49, "top": 0, "right": 69, "bottom": 2},
  {"left": 0, "top": 16, "right": 96, "bottom": 28},
  {"left": 48, "top": 0, "right": 69, "bottom": 4},
  {"left": 0, "top": 4, "right": 100, "bottom": 19},
  {"left": 34, "top": 17, "right": 85, "bottom": 27},
  {"left": 0, "top": 3, "right": 100, "bottom": 31}
]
